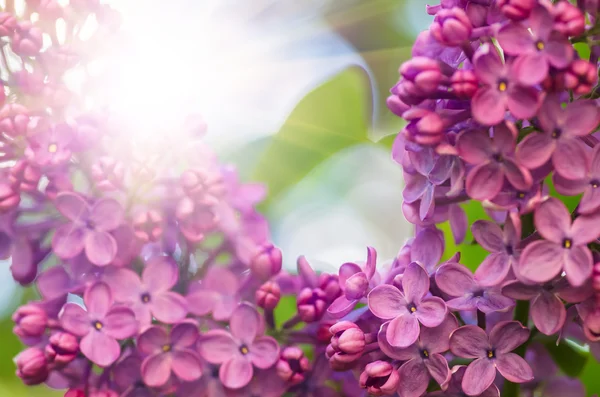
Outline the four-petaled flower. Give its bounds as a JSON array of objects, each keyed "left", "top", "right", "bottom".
[
  {"left": 186, "top": 266, "right": 240, "bottom": 321},
  {"left": 425, "top": 365, "right": 500, "bottom": 397}
]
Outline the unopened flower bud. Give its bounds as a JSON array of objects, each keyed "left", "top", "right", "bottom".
[
  {"left": 386, "top": 95, "right": 410, "bottom": 117},
  {"left": 584, "top": 309, "right": 600, "bottom": 341},
  {"left": 0, "top": 12, "right": 16, "bottom": 36},
  {"left": 276, "top": 347, "right": 310, "bottom": 385},
  {"left": 13, "top": 69, "right": 45, "bottom": 95},
  {"left": 132, "top": 209, "right": 163, "bottom": 242},
  {"left": 552, "top": 1, "right": 585, "bottom": 37},
  {"left": 319, "top": 273, "right": 341, "bottom": 302},
  {"left": 400, "top": 57, "right": 444, "bottom": 96},
  {"left": 451, "top": 70, "right": 478, "bottom": 99},
  {"left": 345, "top": 272, "right": 369, "bottom": 300},
  {"left": 297, "top": 287, "right": 327, "bottom": 322},
  {"left": 11, "top": 22, "right": 43, "bottom": 57},
  {"left": 496, "top": 0, "right": 535, "bottom": 21},
  {"left": 330, "top": 322, "right": 366, "bottom": 355},
  {"left": 256, "top": 281, "right": 281, "bottom": 310},
  {"left": 46, "top": 332, "right": 79, "bottom": 367},
  {"left": 359, "top": 361, "right": 400, "bottom": 396},
  {"left": 430, "top": 8, "right": 473, "bottom": 46},
  {"left": 12, "top": 304, "right": 48, "bottom": 341},
  {"left": 91, "top": 157, "right": 124, "bottom": 191},
  {"left": 403, "top": 108, "right": 445, "bottom": 146},
  {"left": 0, "top": 104, "right": 29, "bottom": 138},
  {"left": 15, "top": 347, "right": 49, "bottom": 385},
  {"left": 0, "top": 182, "right": 20, "bottom": 212},
  {"left": 565, "top": 59, "right": 598, "bottom": 95},
  {"left": 250, "top": 243, "right": 283, "bottom": 281},
  {"left": 9, "top": 161, "right": 41, "bottom": 192}
]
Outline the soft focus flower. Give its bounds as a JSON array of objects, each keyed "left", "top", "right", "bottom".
[
  {"left": 186, "top": 266, "right": 240, "bottom": 321},
  {"left": 359, "top": 360, "right": 400, "bottom": 396},
  {"left": 426, "top": 365, "right": 500, "bottom": 397}
]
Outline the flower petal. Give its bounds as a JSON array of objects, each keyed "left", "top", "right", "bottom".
[
  {"left": 85, "top": 231, "right": 117, "bottom": 266},
  {"left": 364, "top": 246, "right": 377, "bottom": 280},
  {"left": 338, "top": 262, "right": 362, "bottom": 287},
  {"left": 143, "top": 256, "right": 179, "bottom": 293},
  {"left": 151, "top": 292, "right": 188, "bottom": 324},
  {"left": 579, "top": 185, "right": 600, "bottom": 214},
  {"left": 250, "top": 336, "right": 280, "bottom": 369},
  {"left": 59, "top": 303, "right": 91, "bottom": 336},
  {"left": 89, "top": 198, "right": 124, "bottom": 232},
  {"left": 477, "top": 290, "right": 515, "bottom": 314},
  {"left": 171, "top": 350, "right": 203, "bottom": 382},
  {"left": 137, "top": 326, "right": 169, "bottom": 356},
  {"left": 197, "top": 330, "right": 238, "bottom": 364},
  {"left": 495, "top": 353, "right": 534, "bottom": 383},
  {"left": 503, "top": 160, "right": 532, "bottom": 191},
  {"left": 397, "top": 359, "right": 430, "bottom": 397},
  {"left": 102, "top": 267, "right": 142, "bottom": 303},
  {"left": 456, "top": 130, "right": 494, "bottom": 165},
  {"left": 403, "top": 262, "right": 431, "bottom": 303},
  {"left": 553, "top": 172, "right": 589, "bottom": 196},
  {"left": 103, "top": 306, "right": 138, "bottom": 339},
  {"left": 511, "top": 53, "right": 548, "bottom": 85},
  {"left": 219, "top": 356, "right": 253, "bottom": 390},
  {"left": 435, "top": 263, "right": 477, "bottom": 297},
  {"left": 141, "top": 353, "right": 172, "bottom": 387},
  {"left": 516, "top": 133, "right": 555, "bottom": 170},
  {"left": 230, "top": 303, "right": 260, "bottom": 344},
  {"left": 462, "top": 358, "right": 497, "bottom": 396},
  {"left": 507, "top": 84, "right": 539, "bottom": 120},
  {"left": 449, "top": 204, "right": 468, "bottom": 245},
  {"left": 368, "top": 284, "right": 408, "bottom": 320},
  {"left": 517, "top": 240, "right": 564, "bottom": 283},
  {"left": 565, "top": 100, "right": 600, "bottom": 137},
  {"left": 564, "top": 246, "right": 593, "bottom": 287},
  {"left": 471, "top": 220, "right": 504, "bottom": 253},
  {"left": 327, "top": 296, "right": 357, "bottom": 318},
  {"left": 445, "top": 295, "right": 478, "bottom": 311},
  {"left": 449, "top": 325, "right": 489, "bottom": 359},
  {"left": 80, "top": 330, "right": 121, "bottom": 367},
  {"left": 531, "top": 291, "right": 566, "bottom": 335},
  {"left": 420, "top": 314, "right": 459, "bottom": 354},
  {"left": 497, "top": 23, "right": 533, "bottom": 55},
  {"left": 84, "top": 282, "right": 113, "bottom": 318},
  {"left": 473, "top": 45, "right": 504, "bottom": 85},
  {"left": 55, "top": 192, "right": 90, "bottom": 222},
  {"left": 535, "top": 198, "right": 571, "bottom": 243},
  {"left": 466, "top": 162, "right": 504, "bottom": 201},
  {"left": 571, "top": 212, "right": 600, "bottom": 246},
  {"left": 416, "top": 296, "right": 447, "bottom": 328},
  {"left": 489, "top": 321, "right": 530, "bottom": 353},
  {"left": 386, "top": 314, "right": 420, "bottom": 348},
  {"left": 186, "top": 289, "right": 219, "bottom": 316},
  {"left": 472, "top": 86, "right": 506, "bottom": 126},
  {"left": 52, "top": 224, "right": 86, "bottom": 259},
  {"left": 377, "top": 322, "right": 420, "bottom": 361},
  {"left": 553, "top": 139, "right": 589, "bottom": 180},
  {"left": 171, "top": 320, "right": 199, "bottom": 349},
  {"left": 475, "top": 253, "right": 511, "bottom": 287},
  {"left": 411, "top": 227, "right": 444, "bottom": 271},
  {"left": 501, "top": 281, "right": 540, "bottom": 300},
  {"left": 425, "top": 353, "right": 451, "bottom": 387}
]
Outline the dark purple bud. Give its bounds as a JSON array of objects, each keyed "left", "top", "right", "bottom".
[
  {"left": 0, "top": 12, "right": 16, "bottom": 37},
  {"left": 9, "top": 161, "right": 41, "bottom": 192},
  {"left": 430, "top": 7, "right": 473, "bottom": 46},
  {"left": 330, "top": 321, "right": 366, "bottom": 355},
  {"left": 359, "top": 361, "right": 400, "bottom": 396},
  {"left": 403, "top": 108, "right": 445, "bottom": 146},
  {"left": 552, "top": 1, "right": 585, "bottom": 37},
  {"left": 496, "top": 0, "right": 535, "bottom": 20},
  {"left": 180, "top": 168, "right": 225, "bottom": 203},
  {"left": 345, "top": 272, "right": 369, "bottom": 300},
  {"left": 12, "top": 304, "right": 48, "bottom": 341},
  {"left": 276, "top": 346, "right": 310, "bottom": 385},
  {"left": 11, "top": 22, "right": 43, "bottom": 57},
  {"left": 565, "top": 59, "right": 598, "bottom": 95},
  {"left": 0, "top": 182, "right": 20, "bottom": 212},
  {"left": 386, "top": 95, "right": 410, "bottom": 117},
  {"left": 0, "top": 104, "right": 29, "bottom": 138},
  {"left": 319, "top": 273, "right": 341, "bottom": 302},
  {"left": 15, "top": 347, "right": 49, "bottom": 385},
  {"left": 256, "top": 281, "right": 281, "bottom": 310},
  {"left": 91, "top": 157, "right": 124, "bottom": 191},
  {"left": 399, "top": 57, "right": 444, "bottom": 96},
  {"left": 46, "top": 332, "right": 79, "bottom": 367},
  {"left": 250, "top": 243, "right": 283, "bottom": 281},
  {"left": 297, "top": 287, "right": 327, "bottom": 322},
  {"left": 451, "top": 70, "right": 478, "bottom": 99},
  {"left": 132, "top": 209, "right": 163, "bottom": 242},
  {"left": 316, "top": 321, "right": 335, "bottom": 344}
]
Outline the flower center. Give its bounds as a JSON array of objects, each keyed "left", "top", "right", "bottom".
[
  {"left": 93, "top": 321, "right": 103, "bottom": 330},
  {"left": 141, "top": 293, "right": 151, "bottom": 303},
  {"left": 162, "top": 344, "right": 171, "bottom": 353},
  {"left": 592, "top": 180, "right": 600, "bottom": 189},
  {"left": 408, "top": 303, "right": 417, "bottom": 313},
  {"left": 487, "top": 349, "right": 495, "bottom": 359},
  {"left": 239, "top": 344, "right": 249, "bottom": 355},
  {"left": 562, "top": 238, "right": 572, "bottom": 249},
  {"left": 516, "top": 191, "right": 526, "bottom": 199},
  {"left": 492, "top": 153, "right": 503, "bottom": 163},
  {"left": 535, "top": 40, "right": 545, "bottom": 51},
  {"left": 420, "top": 349, "right": 429, "bottom": 358},
  {"left": 48, "top": 143, "right": 58, "bottom": 153},
  {"left": 505, "top": 244, "right": 514, "bottom": 256},
  {"left": 497, "top": 80, "right": 508, "bottom": 92},
  {"left": 551, "top": 128, "right": 562, "bottom": 139}
]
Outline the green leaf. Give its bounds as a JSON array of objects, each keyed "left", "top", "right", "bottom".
[
  {"left": 543, "top": 340, "right": 589, "bottom": 378},
  {"left": 252, "top": 68, "right": 372, "bottom": 209},
  {"left": 274, "top": 295, "right": 298, "bottom": 329}
]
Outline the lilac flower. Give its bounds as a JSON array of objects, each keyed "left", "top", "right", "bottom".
[
  {"left": 553, "top": 144, "right": 600, "bottom": 214},
  {"left": 471, "top": 43, "right": 540, "bottom": 125},
  {"left": 516, "top": 96, "right": 600, "bottom": 180},
  {"left": 226, "top": 369, "right": 287, "bottom": 397},
  {"left": 112, "top": 355, "right": 153, "bottom": 397},
  {"left": 426, "top": 365, "right": 500, "bottom": 397},
  {"left": 358, "top": 361, "right": 400, "bottom": 396},
  {"left": 25, "top": 123, "right": 74, "bottom": 168},
  {"left": 328, "top": 246, "right": 377, "bottom": 318},
  {"left": 196, "top": 303, "right": 280, "bottom": 389},
  {"left": 137, "top": 321, "right": 203, "bottom": 387},
  {"left": 103, "top": 256, "right": 188, "bottom": 328},
  {"left": 59, "top": 282, "right": 138, "bottom": 367},
  {"left": 502, "top": 278, "right": 591, "bottom": 335},
  {"left": 518, "top": 198, "right": 600, "bottom": 286},
  {"left": 410, "top": 227, "right": 445, "bottom": 274},
  {"left": 471, "top": 216, "right": 521, "bottom": 286},
  {"left": 368, "top": 262, "right": 447, "bottom": 348},
  {"left": 378, "top": 314, "right": 458, "bottom": 397},
  {"left": 450, "top": 321, "right": 533, "bottom": 395},
  {"left": 435, "top": 263, "right": 514, "bottom": 313},
  {"left": 497, "top": 6, "right": 573, "bottom": 85},
  {"left": 457, "top": 122, "right": 532, "bottom": 201},
  {"left": 52, "top": 192, "right": 124, "bottom": 266},
  {"left": 186, "top": 266, "right": 240, "bottom": 321}
]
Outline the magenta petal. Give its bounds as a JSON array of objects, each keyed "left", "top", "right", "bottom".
[
  {"left": 518, "top": 240, "right": 564, "bottom": 283},
  {"left": 137, "top": 326, "right": 169, "bottom": 355},
  {"left": 554, "top": 139, "right": 589, "bottom": 180},
  {"left": 466, "top": 162, "right": 504, "bottom": 200},
  {"left": 171, "top": 321, "right": 199, "bottom": 348},
  {"left": 230, "top": 303, "right": 260, "bottom": 344},
  {"left": 37, "top": 266, "right": 73, "bottom": 299},
  {"left": 435, "top": 264, "right": 477, "bottom": 297},
  {"left": 404, "top": 174, "right": 429, "bottom": 203},
  {"left": 531, "top": 291, "right": 566, "bottom": 335},
  {"left": 473, "top": 45, "right": 504, "bottom": 85},
  {"left": 80, "top": 330, "right": 120, "bottom": 367},
  {"left": 54, "top": 192, "right": 89, "bottom": 222},
  {"left": 103, "top": 307, "right": 138, "bottom": 339},
  {"left": 490, "top": 321, "right": 530, "bottom": 353},
  {"left": 445, "top": 295, "right": 477, "bottom": 311},
  {"left": 506, "top": 85, "right": 539, "bottom": 120},
  {"left": 564, "top": 246, "right": 593, "bottom": 287},
  {"left": 397, "top": 359, "right": 429, "bottom": 397},
  {"left": 197, "top": 330, "right": 238, "bottom": 364},
  {"left": 186, "top": 290, "right": 218, "bottom": 316},
  {"left": 103, "top": 268, "right": 142, "bottom": 303},
  {"left": 420, "top": 314, "right": 459, "bottom": 354},
  {"left": 89, "top": 198, "right": 124, "bottom": 232},
  {"left": 403, "top": 262, "right": 430, "bottom": 303},
  {"left": 59, "top": 303, "right": 91, "bottom": 336},
  {"left": 579, "top": 185, "right": 600, "bottom": 214},
  {"left": 52, "top": 224, "right": 86, "bottom": 259},
  {"left": 85, "top": 231, "right": 117, "bottom": 266},
  {"left": 416, "top": 296, "right": 447, "bottom": 327},
  {"left": 368, "top": 285, "right": 408, "bottom": 320},
  {"left": 219, "top": 356, "right": 253, "bottom": 389},
  {"left": 365, "top": 246, "right": 377, "bottom": 279},
  {"left": 571, "top": 212, "right": 600, "bottom": 245},
  {"left": 475, "top": 253, "right": 511, "bottom": 287},
  {"left": 472, "top": 86, "right": 506, "bottom": 126},
  {"left": 545, "top": 34, "right": 573, "bottom": 68},
  {"left": 516, "top": 133, "right": 555, "bottom": 170},
  {"left": 338, "top": 262, "right": 362, "bottom": 286},
  {"left": 471, "top": 221, "right": 504, "bottom": 252},
  {"left": 449, "top": 325, "right": 489, "bottom": 358},
  {"left": 250, "top": 336, "right": 280, "bottom": 369},
  {"left": 297, "top": 256, "right": 318, "bottom": 288},
  {"left": 378, "top": 323, "right": 420, "bottom": 361},
  {"left": 534, "top": 198, "right": 570, "bottom": 243},
  {"left": 84, "top": 282, "right": 113, "bottom": 318},
  {"left": 565, "top": 100, "right": 600, "bottom": 136},
  {"left": 497, "top": 23, "right": 532, "bottom": 55},
  {"left": 425, "top": 353, "right": 451, "bottom": 387},
  {"left": 553, "top": 173, "right": 588, "bottom": 196},
  {"left": 503, "top": 160, "right": 532, "bottom": 191},
  {"left": 386, "top": 314, "right": 420, "bottom": 348},
  {"left": 171, "top": 350, "right": 202, "bottom": 382},
  {"left": 495, "top": 353, "right": 533, "bottom": 383},
  {"left": 501, "top": 281, "right": 540, "bottom": 300},
  {"left": 143, "top": 256, "right": 179, "bottom": 293},
  {"left": 141, "top": 353, "right": 172, "bottom": 387},
  {"left": 477, "top": 291, "right": 514, "bottom": 314},
  {"left": 456, "top": 130, "right": 494, "bottom": 165},
  {"left": 327, "top": 296, "right": 357, "bottom": 318},
  {"left": 151, "top": 292, "right": 188, "bottom": 324},
  {"left": 512, "top": 53, "right": 548, "bottom": 85},
  {"left": 462, "top": 358, "right": 496, "bottom": 396}
]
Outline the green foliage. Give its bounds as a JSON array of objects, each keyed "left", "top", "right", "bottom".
[
  {"left": 543, "top": 340, "right": 589, "bottom": 378},
  {"left": 274, "top": 295, "right": 298, "bottom": 329}
]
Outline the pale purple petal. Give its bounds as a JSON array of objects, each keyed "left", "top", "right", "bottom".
[
  {"left": 80, "top": 330, "right": 120, "bottom": 367},
  {"left": 554, "top": 139, "right": 589, "bottom": 180},
  {"left": 495, "top": 353, "right": 534, "bottom": 383},
  {"left": 420, "top": 314, "right": 459, "bottom": 353},
  {"left": 365, "top": 246, "right": 377, "bottom": 280},
  {"left": 571, "top": 212, "right": 600, "bottom": 245},
  {"left": 59, "top": 303, "right": 91, "bottom": 336},
  {"left": 471, "top": 220, "right": 504, "bottom": 252},
  {"left": 387, "top": 314, "right": 420, "bottom": 348},
  {"left": 564, "top": 246, "right": 593, "bottom": 287},
  {"left": 151, "top": 292, "right": 188, "bottom": 324},
  {"left": 411, "top": 228, "right": 444, "bottom": 271},
  {"left": 37, "top": 266, "right": 73, "bottom": 300},
  {"left": 141, "top": 353, "right": 172, "bottom": 387},
  {"left": 85, "top": 231, "right": 117, "bottom": 266},
  {"left": 472, "top": 86, "right": 507, "bottom": 126},
  {"left": 404, "top": 174, "right": 429, "bottom": 203},
  {"left": 477, "top": 290, "right": 515, "bottom": 313},
  {"left": 435, "top": 263, "right": 477, "bottom": 297},
  {"left": 219, "top": 356, "right": 253, "bottom": 389},
  {"left": 52, "top": 224, "right": 86, "bottom": 259},
  {"left": 449, "top": 204, "right": 468, "bottom": 245},
  {"left": 250, "top": 336, "right": 280, "bottom": 369},
  {"left": 338, "top": 262, "right": 361, "bottom": 287},
  {"left": 103, "top": 307, "right": 138, "bottom": 339},
  {"left": 456, "top": 130, "right": 494, "bottom": 165},
  {"left": 449, "top": 325, "right": 489, "bottom": 358},
  {"left": 327, "top": 296, "right": 357, "bottom": 318},
  {"left": 55, "top": 192, "right": 89, "bottom": 222},
  {"left": 197, "top": 330, "right": 238, "bottom": 364},
  {"left": 378, "top": 322, "right": 420, "bottom": 361},
  {"left": 171, "top": 350, "right": 202, "bottom": 382},
  {"left": 230, "top": 303, "right": 260, "bottom": 344},
  {"left": 511, "top": 53, "right": 548, "bottom": 85},
  {"left": 497, "top": 23, "right": 533, "bottom": 55},
  {"left": 503, "top": 160, "right": 532, "bottom": 191},
  {"left": 203, "top": 266, "right": 239, "bottom": 295},
  {"left": 416, "top": 296, "right": 447, "bottom": 327},
  {"left": 89, "top": 198, "right": 124, "bottom": 232},
  {"left": 565, "top": 100, "right": 600, "bottom": 136},
  {"left": 475, "top": 253, "right": 511, "bottom": 287},
  {"left": 501, "top": 281, "right": 540, "bottom": 300},
  {"left": 84, "top": 282, "right": 113, "bottom": 318},
  {"left": 186, "top": 290, "right": 218, "bottom": 316},
  {"left": 579, "top": 185, "right": 600, "bottom": 214},
  {"left": 445, "top": 295, "right": 478, "bottom": 311},
  {"left": 553, "top": 173, "right": 588, "bottom": 196},
  {"left": 297, "top": 256, "right": 318, "bottom": 288},
  {"left": 462, "top": 358, "right": 497, "bottom": 396},
  {"left": 420, "top": 185, "right": 435, "bottom": 221},
  {"left": 516, "top": 133, "right": 555, "bottom": 170},
  {"left": 507, "top": 85, "right": 539, "bottom": 120},
  {"left": 368, "top": 285, "right": 408, "bottom": 320},
  {"left": 466, "top": 162, "right": 504, "bottom": 200},
  {"left": 403, "top": 262, "right": 431, "bottom": 303},
  {"left": 397, "top": 359, "right": 430, "bottom": 397},
  {"left": 137, "top": 326, "right": 169, "bottom": 355},
  {"left": 171, "top": 321, "right": 199, "bottom": 348},
  {"left": 143, "top": 256, "right": 179, "bottom": 293},
  {"left": 517, "top": 240, "right": 564, "bottom": 283},
  {"left": 490, "top": 321, "right": 530, "bottom": 353},
  {"left": 345, "top": 272, "right": 368, "bottom": 300},
  {"left": 531, "top": 291, "right": 566, "bottom": 335},
  {"left": 102, "top": 268, "right": 142, "bottom": 303},
  {"left": 425, "top": 353, "right": 451, "bottom": 387}
]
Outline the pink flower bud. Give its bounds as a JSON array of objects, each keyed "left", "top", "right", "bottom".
[
  {"left": 297, "top": 287, "right": 327, "bottom": 323},
  {"left": 496, "top": 0, "right": 536, "bottom": 21},
  {"left": 15, "top": 347, "right": 49, "bottom": 385},
  {"left": 386, "top": 95, "right": 410, "bottom": 117},
  {"left": 91, "top": 157, "right": 124, "bottom": 191},
  {"left": 9, "top": 161, "right": 41, "bottom": 192},
  {"left": 180, "top": 169, "right": 225, "bottom": 203},
  {"left": 318, "top": 273, "right": 341, "bottom": 302},
  {"left": 250, "top": 243, "right": 283, "bottom": 281},
  {"left": 430, "top": 8, "right": 473, "bottom": 46},
  {"left": 12, "top": 304, "right": 48, "bottom": 341},
  {"left": 256, "top": 281, "right": 281, "bottom": 310},
  {"left": 132, "top": 209, "right": 163, "bottom": 242},
  {"left": 584, "top": 309, "right": 600, "bottom": 341},
  {"left": 46, "top": 332, "right": 79, "bottom": 367},
  {"left": 403, "top": 108, "right": 445, "bottom": 146},
  {"left": 565, "top": 59, "right": 598, "bottom": 95},
  {"left": 0, "top": 104, "right": 30, "bottom": 137},
  {"left": 359, "top": 361, "right": 400, "bottom": 396},
  {"left": 399, "top": 57, "right": 444, "bottom": 96},
  {"left": 552, "top": 1, "right": 585, "bottom": 37},
  {"left": 330, "top": 322, "right": 366, "bottom": 355},
  {"left": 11, "top": 22, "right": 44, "bottom": 57},
  {"left": 451, "top": 70, "right": 478, "bottom": 98},
  {"left": 0, "top": 13, "right": 16, "bottom": 36},
  {"left": 276, "top": 346, "right": 310, "bottom": 385}
]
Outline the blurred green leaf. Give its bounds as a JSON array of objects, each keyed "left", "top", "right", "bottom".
[
  {"left": 580, "top": 354, "right": 600, "bottom": 396},
  {"left": 543, "top": 340, "right": 589, "bottom": 378},
  {"left": 274, "top": 295, "right": 298, "bottom": 329}
]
